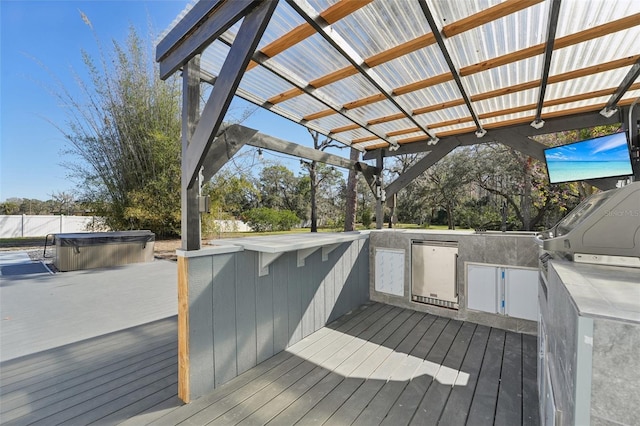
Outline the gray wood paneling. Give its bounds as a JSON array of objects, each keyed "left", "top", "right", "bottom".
[
  {"left": 187, "top": 256, "right": 215, "bottom": 397},
  {"left": 312, "top": 250, "right": 326, "bottom": 331},
  {"left": 324, "top": 251, "right": 336, "bottom": 323},
  {"left": 212, "top": 253, "right": 237, "bottom": 387},
  {"left": 358, "top": 238, "right": 370, "bottom": 306},
  {"left": 287, "top": 252, "right": 303, "bottom": 346},
  {"left": 235, "top": 251, "right": 257, "bottom": 375},
  {"left": 301, "top": 251, "right": 316, "bottom": 338},
  {"left": 184, "top": 239, "right": 371, "bottom": 400},
  {"left": 256, "top": 261, "right": 274, "bottom": 364},
  {"left": 272, "top": 256, "right": 289, "bottom": 354}
]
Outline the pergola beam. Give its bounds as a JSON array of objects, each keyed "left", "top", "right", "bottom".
[
  {"left": 287, "top": 0, "right": 435, "bottom": 146},
  {"left": 246, "top": 0, "right": 371, "bottom": 72},
  {"left": 184, "top": 0, "right": 277, "bottom": 189},
  {"left": 246, "top": 130, "right": 378, "bottom": 174},
  {"left": 335, "top": 55, "right": 640, "bottom": 137},
  {"left": 198, "top": 69, "right": 356, "bottom": 148},
  {"left": 601, "top": 56, "right": 640, "bottom": 116},
  {"left": 442, "top": 0, "right": 543, "bottom": 37},
  {"left": 533, "top": 0, "right": 562, "bottom": 125},
  {"left": 418, "top": 0, "right": 483, "bottom": 134},
  {"left": 311, "top": 13, "right": 640, "bottom": 126},
  {"left": 157, "top": 0, "right": 259, "bottom": 80},
  {"left": 217, "top": 32, "right": 397, "bottom": 148},
  {"left": 365, "top": 107, "right": 624, "bottom": 158}
]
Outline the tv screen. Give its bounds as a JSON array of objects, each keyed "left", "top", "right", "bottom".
[{"left": 544, "top": 132, "right": 633, "bottom": 184}]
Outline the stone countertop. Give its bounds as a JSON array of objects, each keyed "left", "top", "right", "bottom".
[
  {"left": 550, "top": 260, "right": 640, "bottom": 324},
  {"left": 370, "top": 229, "right": 538, "bottom": 237},
  {"left": 206, "top": 231, "right": 370, "bottom": 254}
]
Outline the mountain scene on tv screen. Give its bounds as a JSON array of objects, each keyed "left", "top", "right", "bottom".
[{"left": 545, "top": 132, "right": 633, "bottom": 183}]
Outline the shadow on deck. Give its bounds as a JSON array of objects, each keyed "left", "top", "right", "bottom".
[{"left": 0, "top": 303, "right": 539, "bottom": 425}]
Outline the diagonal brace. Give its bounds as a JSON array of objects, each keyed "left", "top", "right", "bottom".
[{"left": 185, "top": 0, "right": 278, "bottom": 189}]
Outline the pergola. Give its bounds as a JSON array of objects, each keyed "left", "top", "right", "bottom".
[{"left": 156, "top": 0, "right": 640, "bottom": 250}]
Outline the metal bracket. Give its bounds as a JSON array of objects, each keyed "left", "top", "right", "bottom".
[{"left": 259, "top": 252, "right": 284, "bottom": 277}]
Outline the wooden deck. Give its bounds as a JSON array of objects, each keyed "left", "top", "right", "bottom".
[{"left": 0, "top": 303, "right": 539, "bottom": 425}]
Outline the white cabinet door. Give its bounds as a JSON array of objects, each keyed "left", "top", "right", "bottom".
[
  {"left": 467, "top": 264, "right": 499, "bottom": 314},
  {"left": 505, "top": 268, "right": 538, "bottom": 321}
]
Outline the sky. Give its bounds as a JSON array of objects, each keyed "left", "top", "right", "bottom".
[{"left": 0, "top": 0, "right": 329, "bottom": 202}]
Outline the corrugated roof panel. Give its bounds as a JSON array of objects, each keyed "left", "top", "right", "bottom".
[
  {"left": 255, "top": 1, "right": 307, "bottom": 49},
  {"left": 480, "top": 110, "right": 537, "bottom": 126},
  {"left": 328, "top": 1, "right": 430, "bottom": 59},
  {"left": 426, "top": 0, "right": 502, "bottom": 27},
  {"left": 369, "top": 118, "right": 417, "bottom": 134},
  {"left": 238, "top": 65, "right": 299, "bottom": 101},
  {"left": 554, "top": 0, "right": 640, "bottom": 38},
  {"left": 473, "top": 88, "right": 539, "bottom": 116},
  {"left": 277, "top": 91, "right": 337, "bottom": 119},
  {"left": 344, "top": 99, "right": 406, "bottom": 123},
  {"left": 372, "top": 46, "right": 451, "bottom": 89},
  {"left": 462, "top": 56, "right": 544, "bottom": 97},
  {"left": 433, "top": 123, "right": 477, "bottom": 134},
  {"left": 544, "top": 68, "right": 633, "bottom": 101},
  {"left": 397, "top": 81, "right": 463, "bottom": 110},
  {"left": 416, "top": 105, "right": 474, "bottom": 126},
  {"left": 549, "top": 28, "right": 640, "bottom": 76},
  {"left": 314, "top": 74, "right": 379, "bottom": 106},
  {"left": 263, "top": 32, "right": 352, "bottom": 83},
  {"left": 444, "top": 2, "right": 548, "bottom": 68},
  {"left": 343, "top": 128, "right": 374, "bottom": 141}
]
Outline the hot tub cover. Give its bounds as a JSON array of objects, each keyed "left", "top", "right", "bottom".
[{"left": 54, "top": 231, "right": 155, "bottom": 247}]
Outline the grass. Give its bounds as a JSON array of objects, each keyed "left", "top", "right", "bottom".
[
  {"left": 206, "top": 223, "right": 471, "bottom": 239},
  {"left": 1, "top": 224, "right": 472, "bottom": 247}
]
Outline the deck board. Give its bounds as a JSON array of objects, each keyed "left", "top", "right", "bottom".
[{"left": 1, "top": 301, "right": 539, "bottom": 425}]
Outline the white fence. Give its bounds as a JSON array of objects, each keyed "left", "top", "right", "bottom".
[
  {"left": 0, "top": 215, "right": 252, "bottom": 238},
  {"left": 0, "top": 215, "right": 102, "bottom": 238},
  {"left": 212, "top": 219, "right": 252, "bottom": 233}
]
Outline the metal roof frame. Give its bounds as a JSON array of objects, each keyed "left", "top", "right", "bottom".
[{"left": 157, "top": 0, "right": 640, "bottom": 250}]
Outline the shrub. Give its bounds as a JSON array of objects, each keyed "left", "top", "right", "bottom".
[{"left": 243, "top": 207, "right": 299, "bottom": 232}]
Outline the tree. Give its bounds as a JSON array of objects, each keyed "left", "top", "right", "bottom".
[
  {"left": 343, "top": 148, "right": 359, "bottom": 231},
  {"left": 420, "top": 149, "right": 474, "bottom": 229},
  {"left": 52, "top": 15, "right": 182, "bottom": 237},
  {"left": 49, "top": 191, "right": 76, "bottom": 215},
  {"left": 258, "top": 165, "right": 308, "bottom": 219},
  {"left": 304, "top": 130, "right": 342, "bottom": 232}
]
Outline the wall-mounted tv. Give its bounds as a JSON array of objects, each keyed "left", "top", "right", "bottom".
[{"left": 544, "top": 131, "right": 633, "bottom": 184}]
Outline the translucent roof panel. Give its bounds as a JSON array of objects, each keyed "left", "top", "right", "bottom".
[
  {"left": 263, "top": 32, "right": 353, "bottom": 83},
  {"left": 328, "top": 1, "right": 431, "bottom": 58},
  {"left": 373, "top": 46, "right": 451, "bottom": 89},
  {"left": 159, "top": 0, "right": 640, "bottom": 152},
  {"left": 397, "top": 81, "right": 463, "bottom": 111},
  {"left": 554, "top": 0, "right": 640, "bottom": 38},
  {"left": 314, "top": 74, "right": 380, "bottom": 107},
  {"left": 462, "top": 57, "right": 544, "bottom": 97},
  {"left": 473, "top": 88, "right": 539, "bottom": 116},
  {"left": 444, "top": 2, "right": 548, "bottom": 67}
]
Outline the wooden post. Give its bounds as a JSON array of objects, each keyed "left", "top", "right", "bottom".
[
  {"left": 182, "top": 56, "right": 202, "bottom": 252},
  {"left": 178, "top": 55, "right": 201, "bottom": 404},
  {"left": 177, "top": 256, "right": 190, "bottom": 403},
  {"left": 375, "top": 150, "right": 384, "bottom": 230}
]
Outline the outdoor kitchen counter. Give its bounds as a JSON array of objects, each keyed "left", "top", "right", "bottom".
[
  {"left": 207, "top": 230, "right": 370, "bottom": 253},
  {"left": 549, "top": 259, "right": 640, "bottom": 324}
]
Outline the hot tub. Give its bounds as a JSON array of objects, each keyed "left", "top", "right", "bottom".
[{"left": 54, "top": 231, "right": 155, "bottom": 271}]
